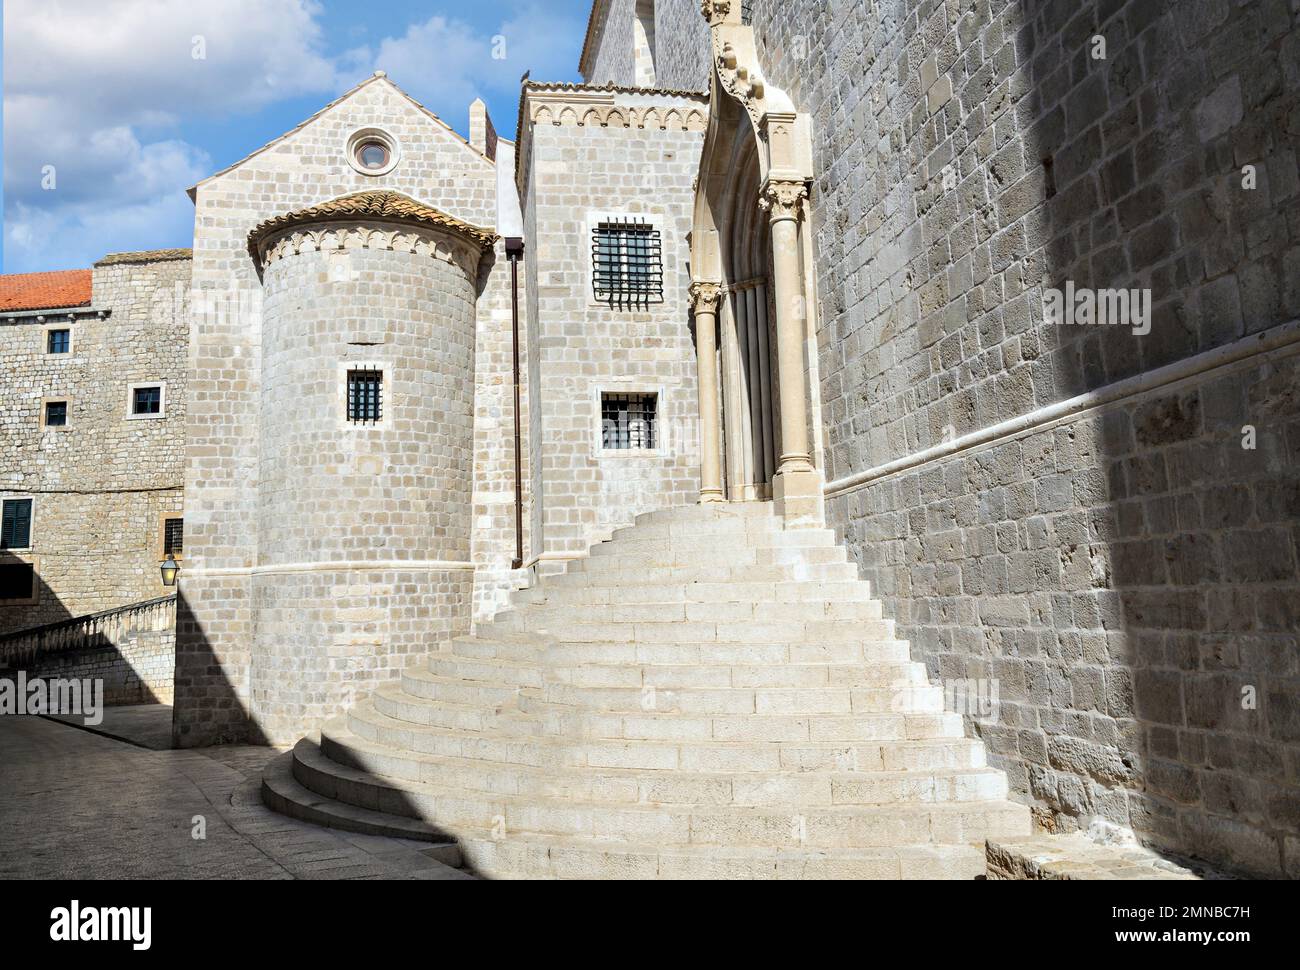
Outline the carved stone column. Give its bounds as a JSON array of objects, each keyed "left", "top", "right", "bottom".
[
  {"left": 690, "top": 281, "right": 725, "bottom": 502},
  {"left": 761, "top": 178, "right": 822, "bottom": 525}
]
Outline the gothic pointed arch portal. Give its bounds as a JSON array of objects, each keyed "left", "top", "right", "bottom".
[{"left": 689, "top": 0, "right": 823, "bottom": 525}]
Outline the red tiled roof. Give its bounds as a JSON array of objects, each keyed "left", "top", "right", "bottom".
[{"left": 0, "top": 269, "right": 92, "bottom": 313}]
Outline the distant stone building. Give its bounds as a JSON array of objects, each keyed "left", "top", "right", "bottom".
[
  {"left": 0, "top": 252, "right": 189, "bottom": 635},
  {"left": 3, "top": 0, "right": 1298, "bottom": 878}
]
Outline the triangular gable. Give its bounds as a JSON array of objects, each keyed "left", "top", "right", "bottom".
[{"left": 187, "top": 72, "right": 493, "bottom": 201}]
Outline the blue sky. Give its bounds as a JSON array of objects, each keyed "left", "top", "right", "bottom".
[{"left": 2, "top": 0, "right": 589, "bottom": 273}]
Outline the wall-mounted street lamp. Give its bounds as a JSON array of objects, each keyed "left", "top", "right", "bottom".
[{"left": 160, "top": 554, "right": 180, "bottom": 587}]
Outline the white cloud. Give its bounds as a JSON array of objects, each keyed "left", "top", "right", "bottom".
[
  {"left": 3, "top": 0, "right": 340, "bottom": 271},
  {"left": 2, "top": 0, "right": 585, "bottom": 272},
  {"left": 345, "top": 3, "right": 585, "bottom": 131}
]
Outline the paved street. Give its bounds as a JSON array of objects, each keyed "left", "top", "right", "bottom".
[{"left": 0, "top": 714, "right": 471, "bottom": 880}]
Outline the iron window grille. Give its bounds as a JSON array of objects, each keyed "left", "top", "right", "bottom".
[
  {"left": 602, "top": 393, "right": 658, "bottom": 450},
  {"left": 132, "top": 386, "right": 162, "bottom": 415},
  {"left": 347, "top": 369, "right": 383, "bottom": 423},
  {"left": 1, "top": 498, "right": 33, "bottom": 549},
  {"left": 45, "top": 402, "right": 68, "bottom": 427},
  {"left": 47, "top": 329, "right": 71, "bottom": 354},
  {"left": 163, "top": 518, "right": 184, "bottom": 557},
  {"left": 592, "top": 218, "right": 663, "bottom": 308}
]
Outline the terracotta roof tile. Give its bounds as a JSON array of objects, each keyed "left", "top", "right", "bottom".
[
  {"left": 0, "top": 269, "right": 92, "bottom": 313},
  {"left": 94, "top": 249, "right": 193, "bottom": 267}
]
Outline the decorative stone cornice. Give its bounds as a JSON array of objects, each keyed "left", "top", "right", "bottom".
[
  {"left": 247, "top": 191, "right": 497, "bottom": 277},
  {"left": 689, "top": 281, "right": 723, "bottom": 313},
  {"left": 526, "top": 93, "right": 707, "bottom": 133},
  {"left": 759, "top": 179, "right": 810, "bottom": 222},
  {"left": 257, "top": 223, "right": 484, "bottom": 280}
]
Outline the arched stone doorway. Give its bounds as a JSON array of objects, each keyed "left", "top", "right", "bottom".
[{"left": 689, "top": 1, "right": 823, "bottom": 524}]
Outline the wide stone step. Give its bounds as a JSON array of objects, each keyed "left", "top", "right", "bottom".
[
  {"left": 448, "top": 636, "right": 914, "bottom": 666},
  {"left": 495, "top": 598, "right": 884, "bottom": 628},
  {"left": 342, "top": 703, "right": 987, "bottom": 772},
  {"left": 461, "top": 834, "right": 990, "bottom": 880},
  {"left": 429, "top": 654, "right": 931, "bottom": 690},
  {"left": 530, "top": 682, "right": 945, "bottom": 716},
  {"left": 545, "top": 561, "right": 861, "bottom": 587},
  {"left": 588, "top": 529, "right": 841, "bottom": 558},
  {"left": 482, "top": 614, "right": 895, "bottom": 643},
  {"left": 261, "top": 747, "right": 462, "bottom": 863},
  {"left": 567, "top": 545, "right": 848, "bottom": 573},
  {"left": 509, "top": 579, "right": 874, "bottom": 608},
  {"left": 301, "top": 734, "right": 1030, "bottom": 847},
  {"left": 310, "top": 725, "right": 1008, "bottom": 807}
]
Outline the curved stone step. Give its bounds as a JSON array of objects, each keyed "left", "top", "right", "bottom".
[
  {"left": 261, "top": 746, "right": 462, "bottom": 864},
  {"left": 308, "top": 723, "right": 1008, "bottom": 807},
  {"left": 497, "top": 598, "right": 884, "bottom": 627},
  {"left": 302, "top": 729, "right": 1031, "bottom": 847}
]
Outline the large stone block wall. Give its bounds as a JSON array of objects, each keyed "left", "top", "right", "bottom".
[
  {"left": 649, "top": 1, "right": 1300, "bottom": 875},
  {"left": 520, "top": 89, "right": 707, "bottom": 570},
  {"left": 245, "top": 237, "right": 479, "bottom": 744},
  {"left": 177, "top": 76, "right": 500, "bottom": 746},
  {"left": 0, "top": 254, "right": 188, "bottom": 634}
]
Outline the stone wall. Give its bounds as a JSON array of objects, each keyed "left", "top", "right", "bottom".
[
  {"left": 177, "top": 75, "right": 501, "bottom": 747},
  {"left": 0, "top": 595, "right": 177, "bottom": 706},
  {"left": 650, "top": 0, "right": 1300, "bottom": 875},
  {"left": 583, "top": 0, "right": 637, "bottom": 86},
  {"left": 0, "top": 253, "right": 189, "bottom": 634},
  {"left": 519, "top": 86, "right": 708, "bottom": 571}
]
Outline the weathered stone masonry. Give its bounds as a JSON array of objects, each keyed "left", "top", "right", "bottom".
[{"left": 649, "top": 0, "right": 1300, "bottom": 875}]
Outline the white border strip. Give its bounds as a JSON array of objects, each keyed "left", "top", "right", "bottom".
[{"left": 824, "top": 319, "right": 1300, "bottom": 499}]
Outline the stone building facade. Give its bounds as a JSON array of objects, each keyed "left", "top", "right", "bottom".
[
  {"left": 4, "top": 0, "right": 1297, "bottom": 878},
  {"left": 639, "top": 0, "right": 1299, "bottom": 876},
  {"left": 0, "top": 252, "right": 189, "bottom": 635}
]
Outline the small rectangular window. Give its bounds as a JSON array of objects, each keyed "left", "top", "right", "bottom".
[
  {"left": 347, "top": 369, "right": 383, "bottom": 423},
  {"left": 0, "top": 562, "right": 35, "bottom": 601},
  {"left": 163, "top": 517, "right": 184, "bottom": 557},
  {"left": 132, "top": 385, "right": 162, "bottom": 415},
  {"left": 47, "top": 329, "right": 71, "bottom": 354},
  {"left": 601, "top": 393, "right": 658, "bottom": 450},
  {"left": 592, "top": 219, "right": 663, "bottom": 307},
  {"left": 1, "top": 498, "right": 33, "bottom": 550},
  {"left": 44, "top": 401, "right": 68, "bottom": 427}
]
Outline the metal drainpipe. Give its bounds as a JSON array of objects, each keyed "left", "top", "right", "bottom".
[{"left": 505, "top": 237, "right": 526, "bottom": 570}]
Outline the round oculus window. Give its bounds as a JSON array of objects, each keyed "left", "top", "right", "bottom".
[{"left": 357, "top": 141, "right": 390, "bottom": 170}]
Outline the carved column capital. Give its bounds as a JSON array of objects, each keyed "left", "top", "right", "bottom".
[
  {"left": 689, "top": 280, "right": 723, "bottom": 314},
  {"left": 700, "top": 0, "right": 734, "bottom": 27},
  {"left": 759, "top": 180, "right": 809, "bottom": 223}
]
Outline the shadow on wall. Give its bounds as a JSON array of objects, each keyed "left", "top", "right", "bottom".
[
  {"left": 1020, "top": 0, "right": 1300, "bottom": 876},
  {"left": 0, "top": 551, "right": 173, "bottom": 709},
  {"left": 0, "top": 550, "right": 74, "bottom": 636},
  {"left": 172, "top": 589, "right": 266, "bottom": 748}
]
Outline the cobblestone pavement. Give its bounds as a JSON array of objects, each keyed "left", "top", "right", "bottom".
[{"left": 0, "top": 715, "right": 473, "bottom": 880}]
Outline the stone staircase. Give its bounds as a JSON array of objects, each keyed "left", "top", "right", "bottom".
[{"left": 262, "top": 502, "right": 1031, "bottom": 878}]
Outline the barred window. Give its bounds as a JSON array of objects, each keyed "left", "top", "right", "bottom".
[
  {"left": 163, "top": 517, "right": 184, "bottom": 557},
  {"left": 347, "top": 369, "right": 383, "bottom": 423},
  {"left": 601, "top": 393, "right": 658, "bottom": 450},
  {"left": 45, "top": 401, "right": 68, "bottom": 427},
  {"left": 592, "top": 219, "right": 663, "bottom": 307},
  {"left": 47, "top": 329, "right": 71, "bottom": 354}
]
